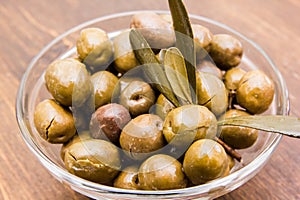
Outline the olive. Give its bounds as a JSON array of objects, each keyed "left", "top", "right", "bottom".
[
  {"left": 219, "top": 109, "right": 258, "bottom": 149},
  {"left": 119, "top": 80, "right": 155, "bottom": 116},
  {"left": 192, "top": 24, "right": 213, "bottom": 62},
  {"left": 155, "top": 94, "right": 175, "bottom": 120},
  {"left": 227, "top": 154, "right": 235, "bottom": 170},
  {"left": 163, "top": 105, "right": 217, "bottom": 147},
  {"left": 64, "top": 139, "right": 121, "bottom": 184},
  {"left": 113, "top": 30, "right": 139, "bottom": 73},
  {"left": 223, "top": 67, "right": 246, "bottom": 91},
  {"left": 44, "top": 58, "right": 92, "bottom": 107},
  {"left": 196, "top": 60, "right": 223, "bottom": 80},
  {"left": 60, "top": 130, "right": 91, "bottom": 160},
  {"left": 34, "top": 99, "right": 76, "bottom": 144},
  {"left": 113, "top": 165, "right": 139, "bottom": 190},
  {"left": 120, "top": 114, "right": 165, "bottom": 160},
  {"left": 209, "top": 34, "right": 243, "bottom": 70},
  {"left": 76, "top": 28, "right": 113, "bottom": 71},
  {"left": 183, "top": 139, "right": 229, "bottom": 185},
  {"left": 236, "top": 70, "right": 274, "bottom": 114},
  {"left": 89, "top": 103, "right": 131, "bottom": 144},
  {"left": 130, "top": 11, "right": 175, "bottom": 49},
  {"left": 91, "top": 71, "right": 118, "bottom": 109},
  {"left": 196, "top": 72, "right": 228, "bottom": 116},
  {"left": 138, "top": 154, "right": 187, "bottom": 190}
]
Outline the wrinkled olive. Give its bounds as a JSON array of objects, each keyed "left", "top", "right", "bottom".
[
  {"left": 76, "top": 28, "right": 113, "bottom": 71},
  {"left": 44, "top": 58, "right": 92, "bottom": 107},
  {"left": 34, "top": 99, "right": 76, "bottom": 144},
  {"left": 209, "top": 34, "right": 243, "bottom": 70},
  {"left": 183, "top": 139, "right": 228, "bottom": 185},
  {"left": 138, "top": 154, "right": 187, "bottom": 190},
  {"left": 91, "top": 71, "right": 118, "bottom": 109},
  {"left": 64, "top": 139, "right": 121, "bottom": 184},
  {"left": 89, "top": 103, "right": 131, "bottom": 144},
  {"left": 120, "top": 114, "right": 164, "bottom": 160},
  {"left": 236, "top": 70, "right": 274, "bottom": 114},
  {"left": 220, "top": 109, "right": 258, "bottom": 149}
]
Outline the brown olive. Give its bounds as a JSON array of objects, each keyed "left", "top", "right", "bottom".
[
  {"left": 183, "top": 139, "right": 228, "bottom": 185},
  {"left": 34, "top": 99, "right": 76, "bottom": 144},
  {"left": 113, "top": 165, "right": 139, "bottom": 190},
  {"left": 120, "top": 114, "right": 164, "bottom": 160},
  {"left": 219, "top": 109, "right": 258, "bottom": 149},
  {"left": 113, "top": 30, "right": 139, "bottom": 73},
  {"left": 196, "top": 60, "right": 223, "bottom": 80},
  {"left": 209, "top": 34, "right": 243, "bottom": 70},
  {"left": 91, "top": 71, "right": 118, "bottom": 109},
  {"left": 64, "top": 139, "right": 121, "bottom": 184},
  {"left": 196, "top": 72, "right": 228, "bottom": 116},
  {"left": 155, "top": 94, "right": 175, "bottom": 120},
  {"left": 192, "top": 24, "right": 213, "bottom": 62},
  {"left": 89, "top": 103, "right": 131, "bottom": 144},
  {"left": 223, "top": 67, "right": 246, "bottom": 91},
  {"left": 76, "top": 28, "right": 113, "bottom": 71},
  {"left": 44, "top": 58, "right": 92, "bottom": 107},
  {"left": 138, "top": 154, "right": 187, "bottom": 190},
  {"left": 236, "top": 70, "right": 274, "bottom": 114},
  {"left": 163, "top": 105, "right": 217, "bottom": 147},
  {"left": 119, "top": 80, "right": 155, "bottom": 116}
]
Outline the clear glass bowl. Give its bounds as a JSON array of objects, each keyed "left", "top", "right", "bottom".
[{"left": 16, "top": 11, "right": 289, "bottom": 199}]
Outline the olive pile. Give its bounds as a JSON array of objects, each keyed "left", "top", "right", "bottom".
[{"left": 33, "top": 10, "right": 275, "bottom": 190}]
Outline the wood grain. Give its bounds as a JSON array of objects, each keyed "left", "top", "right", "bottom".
[{"left": 1, "top": 0, "right": 299, "bottom": 199}]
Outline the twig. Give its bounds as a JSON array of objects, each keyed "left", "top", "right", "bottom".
[{"left": 215, "top": 137, "right": 242, "bottom": 162}]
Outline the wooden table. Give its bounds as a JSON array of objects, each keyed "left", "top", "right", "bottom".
[{"left": 1, "top": 0, "right": 300, "bottom": 199}]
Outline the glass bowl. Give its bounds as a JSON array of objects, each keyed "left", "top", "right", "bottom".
[{"left": 16, "top": 10, "right": 289, "bottom": 199}]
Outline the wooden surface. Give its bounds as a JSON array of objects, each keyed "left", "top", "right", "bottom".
[{"left": 1, "top": 0, "right": 300, "bottom": 199}]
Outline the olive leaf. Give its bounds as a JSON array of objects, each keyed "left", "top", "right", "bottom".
[
  {"left": 164, "top": 47, "right": 193, "bottom": 105},
  {"left": 129, "top": 29, "right": 180, "bottom": 107},
  {"left": 217, "top": 115, "right": 300, "bottom": 138},
  {"left": 168, "top": 0, "right": 197, "bottom": 104}
]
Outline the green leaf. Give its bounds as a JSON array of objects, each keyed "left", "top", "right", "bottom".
[
  {"left": 168, "top": 0, "right": 197, "bottom": 104},
  {"left": 217, "top": 115, "right": 300, "bottom": 138},
  {"left": 129, "top": 29, "right": 180, "bottom": 107},
  {"left": 164, "top": 47, "right": 193, "bottom": 105}
]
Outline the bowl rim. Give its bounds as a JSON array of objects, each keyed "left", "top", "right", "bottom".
[{"left": 16, "top": 10, "right": 289, "bottom": 197}]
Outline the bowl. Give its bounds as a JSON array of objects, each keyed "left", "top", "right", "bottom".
[{"left": 16, "top": 10, "right": 289, "bottom": 199}]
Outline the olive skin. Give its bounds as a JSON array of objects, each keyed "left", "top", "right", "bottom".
[
  {"left": 236, "top": 70, "right": 274, "bottom": 114},
  {"left": 64, "top": 139, "right": 121, "bottom": 184},
  {"left": 76, "top": 28, "right": 113, "bottom": 71},
  {"left": 220, "top": 109, "right": 258, "bottom": 149},
  {"left": 120, "top": 114, "right": 165, "bottom": 160},
  {"left": 34, "top": 99, "right": 76, "bottom": 144},
  {"left": 163, "top": 105, "right": 217, "bottom": 147},
  {"left": 138, "top": 154, "right": 187, "bottom": 190},
  {"left": 155, "top": 94, "right": 175, "bottom": 120},
  {"left": 196, "top": 61, "right": 223, "bottom": 80},
  {"left": 44, "top": 58, "right": 92, "bottom": 107},
  {"left": 119, "top": 80, "right": 155, "bottom": 116},
  {"left": 91, "top": 71, "right": 118, "bottom": 109},
  {"left": 196, "top": 72, "right": 228, "bottom": 116},
  {"left": 113, "top": 30, "right": 139, "bottom": 73},
  {"left": 192, "top": 24, "right": 213, "bottom": 62},
  {"left": 223, "top": 67, "right": 246, "bottom": 91},
  {"left": 89, "top": 103, "right": 131, "bottom": 144},
  {"left": 113, "top": 165, "right": 139, "bottom": 190},
  {"left": 183, "top": 139, "right": 229, "bottom": 185},
  {"left": 209, "top": 34, "right": 243, "bottom": 70}
]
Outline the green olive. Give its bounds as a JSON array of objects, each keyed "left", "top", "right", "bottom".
[
  {"left": 91, "top": 71, "right": 118, "bottom": 109},
  {"left": 209, "top": 34, "right": 243, "bottom": 70},
  {"left": 34, "top": 99, "right": 76, "bottom": 144},
  {"left": 113, "top": 30, "right": 139, "bottom": 73},
  {"left": 120, "top": 114, "right": 165, "bottom": 160},
  {"left": 236, "top": 70, "right": 274, "bottom": 114},
  {"left": 183, "top": 139, "right": 228, "bottom": 185},
  {"left": 223, "top": 67, "right": 246, "bottom": 91},
  {"left": 138, "top": 154, "right": 187, "bottom": 190},
  {"left": 76, "top": 28, "right": 113, "bottom": 71},
  {"left": 196, "top": 60, "right": 223, "bottom": 80},
  {"left": 219, "top": 109, "right": 258, "bottom": 149},
  {"left": 155, "top": 94, "right": 175, "bottom": 120},
  {"left": 44, "top": 58, "right": 92, "bottom": 107},
  {"left": 113, "top": 165, "right": 139, "bottom": 190},
  {"left": 196, "top": 72, "right": 228, "bottom": 116},
  {"left": 163, "top": 105, "right": 217, "bottom": 147},
  {"left": 64, "top": 139, "right": 121, "bottom": 184}
]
